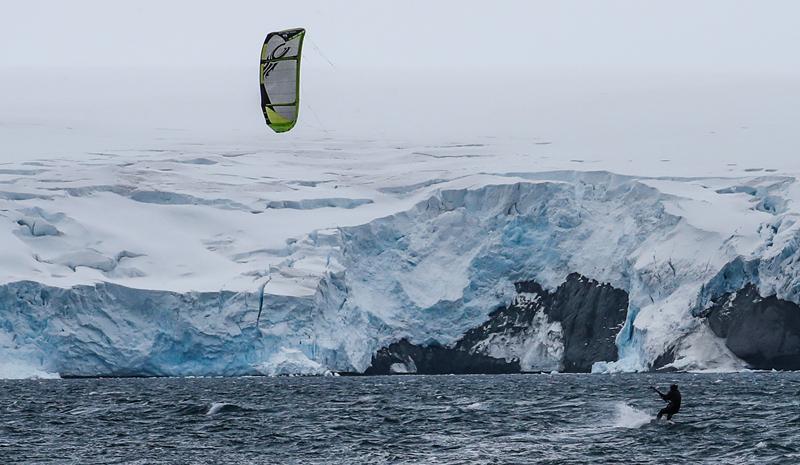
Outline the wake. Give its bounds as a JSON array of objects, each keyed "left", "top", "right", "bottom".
[{"left": 612, "top": 402, "right": 651, "bottom": 428}]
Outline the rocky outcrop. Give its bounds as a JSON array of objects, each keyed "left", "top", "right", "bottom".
[
  {"left": 546, "top": 273, "right": 629, "bottom": 372},
  {"left": 365, "top": 273, "right": 630, "bottom": 374},
  {"left": 704, "top": 284, "right": 800, "bottom": 370},
  {"left": 364, "top": 339, "right": 520, "bottom": 375},
  {"left": 651, "top": 349, "right": 677, "bottom": 372}
]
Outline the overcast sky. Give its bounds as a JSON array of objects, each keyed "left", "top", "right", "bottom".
[
  {"left": 2, "top": 1, "right": 799, "bottom": 163},
  {"left": 3, "top": 0, "right": 800, "bottom": 72}
]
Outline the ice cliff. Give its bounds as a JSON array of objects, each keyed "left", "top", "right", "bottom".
[{"left": 2, "top": 146, "right": 800, "bottom": 377}]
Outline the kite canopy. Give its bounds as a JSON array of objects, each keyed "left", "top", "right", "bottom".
[{"left": 260, "top": 28, "right": 305, "bottom": 133}]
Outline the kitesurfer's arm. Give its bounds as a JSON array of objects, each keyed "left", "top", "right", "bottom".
[{"left": 651, "top": 386, "right": 667, "bottom": 400}]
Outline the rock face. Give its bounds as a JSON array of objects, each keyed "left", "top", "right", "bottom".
[
  {"left": 365, "top": 273, "right": 630, "bottom": 374},
  {"left": 704, "top": 284, "right": 800, "bottom": 370},
  {"left": 545, "top": 273, "right": 629, "bottom": 372},
  {"left": 364, "top": 339, "right": 520, "bottom": 375}
]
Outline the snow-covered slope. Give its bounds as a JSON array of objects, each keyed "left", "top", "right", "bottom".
[{"left": 2, "top": 141, "right": 800, "bottom": 377}]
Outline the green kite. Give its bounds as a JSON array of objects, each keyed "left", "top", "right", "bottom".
[{"left": 260, "top": 28, "right": 305, "bottom": 133}]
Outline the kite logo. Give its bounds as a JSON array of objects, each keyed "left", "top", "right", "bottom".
[
  {"left": 264, "top": 44, "right": 290, "bottom": 77},
  {"left": 270, "top": 44, "right": 290, "bottom": 60}
]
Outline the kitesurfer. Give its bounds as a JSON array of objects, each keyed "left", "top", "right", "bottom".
[{"left": 652, "top": 384, "right": 681, "bottom": 420}]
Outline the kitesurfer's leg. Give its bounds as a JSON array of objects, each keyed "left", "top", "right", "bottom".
[{"left": 657, "top": 408, "right": 666, "bottom": 420}]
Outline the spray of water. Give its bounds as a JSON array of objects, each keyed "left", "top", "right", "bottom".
[
  {"left": 612, "top": 402, "right": 651, "bottom": 428},
  {"left": 206, "top": 402, "right": 227, "bottom": 415}
]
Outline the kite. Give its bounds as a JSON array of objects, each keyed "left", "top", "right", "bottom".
[{"left": 260, "top": 28, "right": 305, "bottom": 133}]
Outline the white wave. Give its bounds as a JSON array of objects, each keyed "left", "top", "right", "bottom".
[
  {"left": 206, "top": 402, "right": 227, "bottom": 415},
  {"left": 67, "top": 406, "right": 105, "bottom": 416},
  {"left": 612, "top": 402, "right": 651, "bottom": 429},
  {"left": 465, "top": 402, "right": 486, "bottom": 410}
]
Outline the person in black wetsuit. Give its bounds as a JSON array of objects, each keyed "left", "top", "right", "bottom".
[{"left": 653, "top": 384, "right": 681, "bottom": 420}]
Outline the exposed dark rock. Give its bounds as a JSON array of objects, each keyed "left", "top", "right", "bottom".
[
  {"left": 547, "top": 273, "right": 629, "bottom": 372},
  {"left": 363, "top": 338, "right": 520, "bottom": 375},
  {"left": 365, "top": 273, "right": 630, "bottom": 374},
  {"left": 704, "top": 284, "right": 800, "bottom": 370},
  {"left": 651, "top": 347, "right": 677, "bottom": 372},
  {"left": 454, "top": 281, "right": 549, "bottom": 354}
]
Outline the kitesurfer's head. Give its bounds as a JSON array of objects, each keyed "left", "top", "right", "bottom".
[{"left": 670, "top": 384, "right": 678, "bottom": 391}]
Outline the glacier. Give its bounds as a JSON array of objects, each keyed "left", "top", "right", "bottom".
[{"left": 2, "top": 142, "right": 800, "bottom": 378}]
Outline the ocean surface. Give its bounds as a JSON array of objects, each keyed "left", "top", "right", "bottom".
[{"left": 1, "top": 372, "right": 798, "bottom": 464}]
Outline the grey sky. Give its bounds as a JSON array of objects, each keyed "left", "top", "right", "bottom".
[
  {"left": 2, "top": 1, "right": 799, "bottom": 164},
  {"left": 3, "top": 1, "right": 800, "bottom": 73}
]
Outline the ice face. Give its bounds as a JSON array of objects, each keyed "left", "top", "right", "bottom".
[{"left": 1, "top": 145, "right": 800, "bottom": 377}]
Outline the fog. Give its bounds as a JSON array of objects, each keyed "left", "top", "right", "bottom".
[{"left": 2, "top": 1, "right": 799, "bottom": 164}]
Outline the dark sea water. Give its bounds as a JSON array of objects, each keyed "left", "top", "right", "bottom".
[{"left": 1, "top": 372, "right": 799, "bottom": 464}]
